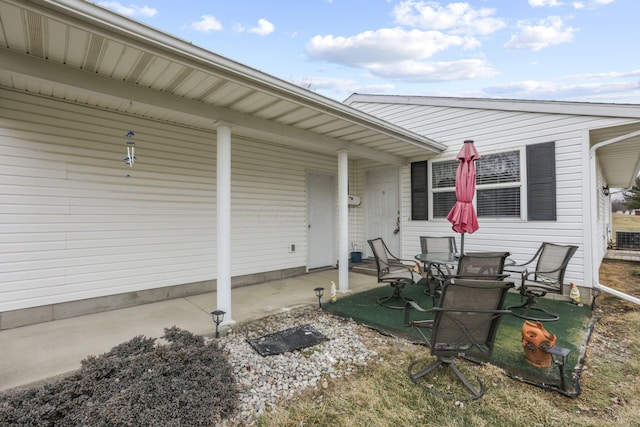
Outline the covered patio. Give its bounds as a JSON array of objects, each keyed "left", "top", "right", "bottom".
[
  {"left": 0, "top": 0, "right": 445, "bottom": 328},
  {"left": 0, "top": 268, "right": 379, "bottom": 392}
]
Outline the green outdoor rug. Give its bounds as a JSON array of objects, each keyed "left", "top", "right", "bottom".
[{"left": 325, "top": 283, "right": 594, "bottom": 397}]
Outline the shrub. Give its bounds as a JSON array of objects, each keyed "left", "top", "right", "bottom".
[{"left": 0, "top": 327, "right": 238, "bottom": 426}]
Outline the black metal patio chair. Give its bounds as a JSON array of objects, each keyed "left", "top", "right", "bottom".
[
  {"left": 456, "top": 251, "right": 511, "bottom": 279},
  {"left": 507, "top": 242, "right": 578, "bottom": 322},
  {"left": 429, "top": 251, "right": 510, "bottom": 304},
  {"left": 368, "top": 237, "right": 422, "bottom": 309},
  {"left": 404, "top": 277, "right": 515, "bottom": 401}
]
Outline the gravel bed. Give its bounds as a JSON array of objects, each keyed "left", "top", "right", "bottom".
[{"left": 213, "top": 305, "right": 394, "bottom": 426}]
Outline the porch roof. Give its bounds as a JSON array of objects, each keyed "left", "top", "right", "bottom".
[{"left": 0, "top": 0, "right": 445, "bottom": 166}]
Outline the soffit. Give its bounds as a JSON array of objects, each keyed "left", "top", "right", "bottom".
[
  {"left": 0, "top": 0, "right": 445, "bottom": 166},
  {"left": 590, "top": 123, "right": 640, "bottom": 189}
]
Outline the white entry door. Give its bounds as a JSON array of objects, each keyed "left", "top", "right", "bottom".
[
  {"left": 366, "top": 168, "right": 400, "bottom": 256},
  {"left": 307, "top": 172, "right": 335, "bottom": 269}
]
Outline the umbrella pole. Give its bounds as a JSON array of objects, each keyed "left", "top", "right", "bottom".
[{"left": 460, "top": 233, "right": 465, "bottom": 255}]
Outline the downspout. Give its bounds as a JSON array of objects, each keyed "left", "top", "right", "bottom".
[
  {"left": 594, "top": 284, "right": 640, "bottom": 305},
  {"left": 588, "top": 129, "right": 640, "bottom": 306}
]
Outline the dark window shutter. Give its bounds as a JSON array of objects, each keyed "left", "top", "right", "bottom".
[
  {"left": 527, "top": 142, "right": 556, "bottom": 220},
  {"left": 411, "top": 161, "right": 429, "bottom": 220}
]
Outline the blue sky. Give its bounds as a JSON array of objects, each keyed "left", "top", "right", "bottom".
[{"left": 95, "top": 0, "right": 640, "bottom": 104}]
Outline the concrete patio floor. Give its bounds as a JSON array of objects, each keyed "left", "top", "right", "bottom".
[{"left": 0, "top": 269, "right": 378, "bottom": 392}]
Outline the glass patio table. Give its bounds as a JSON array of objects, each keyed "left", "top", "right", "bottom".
[
  {"left": 415, "top": 252, "right": 459, "bottom": 296},
  {"left": 415, "top": 252, "right": 517, "bottom": 297}
]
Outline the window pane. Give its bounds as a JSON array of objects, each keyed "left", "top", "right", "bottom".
[
  {"left": 432, "top": 160, "right": 457, "bottom": 188},
  {"left": 433, "top": 192, "right": 457, "bottom": 217},
  {"left": 477, "top": 152, "right": 520, "bottom": 185},
  {"left": 477, "top": 188, "right": 521, "bottom": 217},
  {"left": 432, "top": 150, "right": 522, "bottom": 219}
]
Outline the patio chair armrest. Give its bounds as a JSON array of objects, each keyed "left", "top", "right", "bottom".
[
  {"left": 408, "top": 319, "right": 434, "bottom": 329},
  {"left": 513, "top": 259, "right": 536, "bottom": 268},
  {"left": 450, "top": 274, "right": 510, "bottom": 281},
  {"left": 404, "top": 300, "right": 433, "bottom": 326},
  {"left": 531, "top": 265, "right": 567, "bottom": 276},
  {"left": 388, "top": 260, "right": 421, "bottom": 274}
]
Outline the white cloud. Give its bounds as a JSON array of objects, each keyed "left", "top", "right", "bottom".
[
  {"left": 191, "top": 15, "right": 223, "bottom": 33},
  {"left": 572, "top": 69, "right": 640, "bottom": 79},
  {"left": 305, "top": 22, "right": 496, "bottom": 83},
  {"left": 481, "top": 74, "right": 640, "bottom": 102},
  {"left": 98, "top": 2, "right": 157, "bottom": 17},
  {"left": 367, "top": 59, "right": 498, "bottom": 82},
  {"left": 293, "top": 76, "right": 395, "bottom": 96},
  {"left": 529, "top": 0, "right": 563, "bottom": 7},
  {"left": 573, "top": 0, "right": 614, "bottom": 9},
  {"left": 248, "top": 19, "right": 275, "bottom": 36},
  {"left": 393, "top": 1, "right": 506, "bottom": 35},
  {"left": 307, "top": 28, "right": 475, "bottom": 67},
  {"left": 504, "top": 16, "right": 577, "bottom": 51}
]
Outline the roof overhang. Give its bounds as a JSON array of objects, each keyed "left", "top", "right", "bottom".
[
  {"left": 347, "top": 94, "right": 640, "bottom": 188},
  {"left": 0, "top": 0, "right": 445, "bottom": 166},
  {"left": 590, "top": 125, "right": 640, "bottom": 189}
]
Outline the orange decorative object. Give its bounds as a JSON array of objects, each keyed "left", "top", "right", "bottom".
[{"left": 521, "top": 321, "right": 557, "bottom": 368}]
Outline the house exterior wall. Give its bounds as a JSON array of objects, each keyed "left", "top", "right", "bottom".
[
  {"left": 0, "top": 89, "right": 348, "bottom": 316},
  {"left": 350, "top": 98, "right": 634, "bottom": 289},
  {"left": 348, "top": 160, "right": 366, "bottom": 255},
  {"left": 595, "top": 163, "right": 611, "bottom": 266}
]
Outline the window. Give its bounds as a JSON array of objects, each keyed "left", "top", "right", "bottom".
[
  {"left": 411, "top": 142, "right": 556, "bottom": 221},
  {"left": 476, "top": 151, "right": 521, "bottom": 217},
  {"left": 411, "top": 143, "right": 556, "bottom": 221},
  {"left": 431, "top": 151, "right": 521, "bottom": 218},
  {"left": 432, "top": 160, "right": 458, "bottom": 217}
]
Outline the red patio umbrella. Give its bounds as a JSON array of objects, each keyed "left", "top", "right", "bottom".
[{"left": 446, "top": 140, "right": 480, "bottom": 255}]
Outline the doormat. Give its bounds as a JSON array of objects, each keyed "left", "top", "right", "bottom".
[{"left": 247, "top": 324, "right": 329, "bottom": 357}]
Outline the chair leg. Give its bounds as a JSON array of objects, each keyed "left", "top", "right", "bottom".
[
  {"left": 449, "top": 361, "right": 484, "bottom": 399},
  {"left": 409, "top": 358, "right": 444, "bottom": 381},
  {"left": 408, "top": 357, "right": 485, "bottom": 401},
  {"left": 377, "top": 281, "right": 410, "bottom": 309},
  {"left": 507, "top": 293, "right": 560, "bottom": 322}
]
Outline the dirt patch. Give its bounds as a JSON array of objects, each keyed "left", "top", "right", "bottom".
[{"left": 598, "top": 258, "right": 640, "bottom": 305}]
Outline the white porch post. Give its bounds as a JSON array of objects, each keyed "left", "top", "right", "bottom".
[
  {"left": 216, "top": 124, "right": 233, "bottom": 320},
  {"left": 338, "top": 150, "right": 349, "bottom": 292}
]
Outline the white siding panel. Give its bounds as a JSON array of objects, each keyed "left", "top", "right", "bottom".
[
  {"left": 357, "top": 100, "right": 637, "bottom": 289},
  {"left": 229, "top": 139, "right": 337, "bottom": 276},
  {"left": 348, "top": 160, "right": 366, "bottom": 253},
  {"left": 0, "top": 90, "right": 218, "bottom": 311},
  {"left": 0, "top": 90, "right": 344, "bottom": 311}
]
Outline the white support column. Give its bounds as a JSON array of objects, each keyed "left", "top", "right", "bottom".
[
  {"left": 337, "top": 150, "right": 349, "bottom": 292},
  {"left": 216, "top": 124, "right": 233, "bottom": 320}
]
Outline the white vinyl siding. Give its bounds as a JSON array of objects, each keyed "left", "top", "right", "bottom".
[
  {"left": 348, "top": 160, "right": 366, "bottom": 254},
  {"left": 352, "top": 99, "right": 637, "bottom": 289},
  {"left": 0, "top": 89, "right": 345, "bottom": 312}
]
